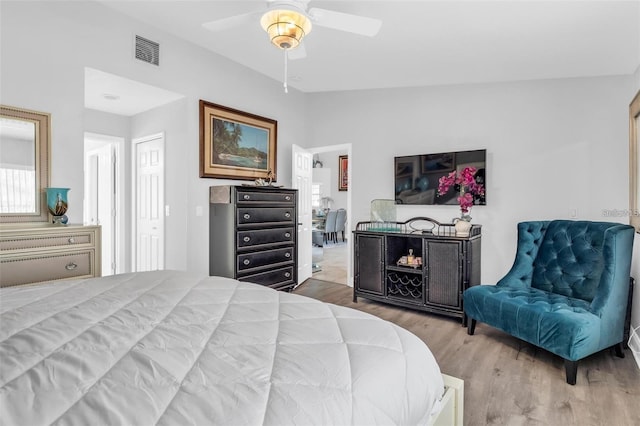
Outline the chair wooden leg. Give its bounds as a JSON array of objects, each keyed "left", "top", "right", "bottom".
[
  {"left": 467, "top": 319, "right": 476, "bottom": 335},
  {"left": 564, "top": 360, "right": 578, "bottom": 385}
]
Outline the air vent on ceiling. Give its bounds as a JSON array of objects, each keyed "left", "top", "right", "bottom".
[{"left": 135, "top": 35, "right": 159, "bottom": 66}]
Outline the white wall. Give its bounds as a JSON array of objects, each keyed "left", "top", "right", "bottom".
[
  {"left": 1, "top": 1, "right": 308, "bottom": 274},
  {"left": 314, "top": 150, "right": 349, "bottom": 210},
  {"left": 307, "top": 76, "right": 634, "bottom": 284},
  {"left": 131, "top": 99, "right": 189, "bottom": 271}
]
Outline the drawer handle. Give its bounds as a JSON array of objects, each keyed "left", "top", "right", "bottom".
[
  {"left": 284, "top": 232, "right": 291, "bottom": 238},
  {"left": 243, "top": 194, "right": 251, "bottom": 200},
  {"left": 243, "top": 236, "right": 251, "bottom": 242},
  {"left": 285, "top": 195, "right": 291, "bottom": 201},
  {"left": 285, "top": 252, "right": 291, "bottom": 258},
  {"left": 284, "top": 272, "right": 291, "bottom": 278},
  {"left": 284, "top": 212, "right": 291, "bottom": 218},
  {"left": 243, "top": 213, "right": 251, "bottom": 220},
  {"left": 243, "top": 259, "right": 250, "bottom": 266},
  {"left": 68, "top": 237, "right": 75, "bottom": 244},
  {"left": 65, "top": 263, "right": 78, "bottom": 271}
]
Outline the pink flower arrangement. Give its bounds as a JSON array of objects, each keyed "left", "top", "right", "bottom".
[{"left": 437, "top": 167, "right": 485, "bottom": 216}]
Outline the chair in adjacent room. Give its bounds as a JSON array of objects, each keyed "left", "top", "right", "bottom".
[
  {"left": 463, "top": 220, "right": 634, "bottom": 385},
  {"left": 323, "top": 210, "right": 338, "bottom": 244},
  {"left": 335, "top": 208, "right": 347, "bottom": 242}
]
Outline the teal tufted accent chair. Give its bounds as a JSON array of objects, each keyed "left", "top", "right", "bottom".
[{"left": 463, "top": 220, "right": 634, "bottom": 384}]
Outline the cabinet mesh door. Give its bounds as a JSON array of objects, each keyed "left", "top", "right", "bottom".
[
  {"left": 356, "top": 235, "right": 384, "bottom": 294},
  {"left": 426, "top": 241, "right": 461, "bottom": 307}
]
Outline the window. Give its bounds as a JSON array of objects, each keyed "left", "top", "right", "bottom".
[
  {"left": 0, "top": 166, "right": 36, "bottom": 213},
  {"left": 311, "top": 183, "right": 321, "bottom": 208}
]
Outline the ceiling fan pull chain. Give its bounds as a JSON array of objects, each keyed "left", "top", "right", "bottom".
[{"left": 283, "top": 48, "right": 289, "bottom": 93}]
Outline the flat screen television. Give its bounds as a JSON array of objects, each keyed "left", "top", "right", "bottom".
[{"left": 394, "top": 149, "right": 486, "bottom": 205}]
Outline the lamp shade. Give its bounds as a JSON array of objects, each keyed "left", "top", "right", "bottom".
[{"left": 260, "top": 9, "right": 312, "bottom": 50}]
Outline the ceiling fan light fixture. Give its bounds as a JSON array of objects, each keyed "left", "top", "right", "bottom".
[{"left": 260, "top": 9, "right": 312, "bottom": 50}]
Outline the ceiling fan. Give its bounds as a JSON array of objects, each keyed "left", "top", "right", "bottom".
[{"left": 202, "top": 0, "right": 383, "bottom": 59}]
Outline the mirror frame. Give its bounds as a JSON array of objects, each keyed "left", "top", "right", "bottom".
[
  {"left": 630, "top": 90, "right": 640, "bottom": 232},
  {"left": 0, "top": 105, "right": 51, "bottom": 223}
]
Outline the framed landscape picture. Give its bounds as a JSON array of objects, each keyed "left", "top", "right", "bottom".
[
  {"left": 339, "top": 155, "right": 348, "bottom": 191},
  {"left": 199, "top": 100, "right": 277, "bottom": 180}
]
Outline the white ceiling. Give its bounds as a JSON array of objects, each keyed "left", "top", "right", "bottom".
[
  {"left": 85, "top": 68, "right": 184, "bottom": 116},
  {"left": 85, "top": 1, "right": 640, "bottom": 116},
  {"left": 93, "top": 0, "right": 639, "bottom": 94}
]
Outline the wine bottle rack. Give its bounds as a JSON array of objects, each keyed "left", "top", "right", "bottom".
[{"left": 387, "top": 271, "right": 423, "bottom": 301}]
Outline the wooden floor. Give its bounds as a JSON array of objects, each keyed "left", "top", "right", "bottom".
[{"left": 294, "top": 279, "right": 640, "bottom": 426}]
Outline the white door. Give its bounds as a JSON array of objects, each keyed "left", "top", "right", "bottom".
[
  {"left": 84, "top": 141, "right": 116, "bottom": 276},
  {"left": 292, "top": 144, "right": 313, "bottom": 283},
  {"left": 133, "top": 134, "right": 164, "bottom": 272}
]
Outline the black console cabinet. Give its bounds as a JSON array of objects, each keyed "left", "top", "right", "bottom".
[
  {"left": 209, "top": 185, "right": 298, "bottom": 291},
  {"left": 353, "top": 218, "right": 481, "bottom": 323}
]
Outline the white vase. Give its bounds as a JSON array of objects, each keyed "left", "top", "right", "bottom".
[{"left": 454, "top": 218, "right": 472, "bottom": 237}]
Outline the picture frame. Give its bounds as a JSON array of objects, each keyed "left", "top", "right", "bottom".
[
  {"left": 395, "top": 159, "right": 414, "bottom": 178},
  {"left": 338, "top": 155, "right": 348, "bottom": 191},
  {"left": 199, "top": 100, "right": 277, "bottom": 181},
  {"left": 0, "top": 105, "right": 50, "bottom": 223},
  {"left": 421, "top": 152, "right": 455, "bottom": 174}
]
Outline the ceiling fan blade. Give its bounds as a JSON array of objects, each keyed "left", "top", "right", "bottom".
[
  {"left": 202, "top": 11, "right": 260, "bottom": 32},
  {"left": 288, "top": 42, "right": 307, "bottom": 60},
  {"left": 308, "top": 7, "right": 382, "bottom": 37}
]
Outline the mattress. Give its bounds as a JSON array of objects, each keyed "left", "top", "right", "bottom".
[{"left": 0, "top": 270, "right": 444, "bottom": 425}]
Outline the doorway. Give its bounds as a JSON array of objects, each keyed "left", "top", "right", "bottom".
[
  {"left": 299, "top": 144, "right": 353, "bottom": 286},
  {"left": 132, "top": 133, "right": 165, "bottom": 272},
  {"left": 83, "top": 133, "right": 125, "bottom": 276}
]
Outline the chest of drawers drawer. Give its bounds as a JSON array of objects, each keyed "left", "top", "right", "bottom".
[
  {"left": 236, "top": 190, "right": 295, "bottom": 205},
  {"left": 237, "top": 207, "right": 295, "bottom": 226},
  {"left": 237, "top": 247, "right": 294, "bottom": 273},
  {"left": 238, "top": 266, "right": 295, "bottom": 290},
  {"left": 237, "top": 227, "right": 294, "bottom": 250},
  {"left": 0, "top": 249, "right": 96, "bottom": 287}
]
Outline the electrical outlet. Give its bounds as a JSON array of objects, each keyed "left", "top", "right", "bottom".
[
  {"left": 195, "top": 206, "right": 203, "bottom": 217},
  {"left": 569, "top": 208, "right": 578, "bottom": 219}
]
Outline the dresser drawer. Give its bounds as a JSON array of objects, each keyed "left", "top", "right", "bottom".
[
  {"left": 0, "top": 249, "right": 95, "bottom": 287},
  {"left": 237, "top": 208, "right": 295, "bottom": 226},
  {"left": 237, "top": 247, "right": 294, "bottom": 272},
  {"left": 0, "top": 230, "right": 96, "bottom": 251},
  {"left": 236, "top": 190, "right": 295, "bottom": 205},
  {"left": 237, "top": 227, "right": 294, "bottom": 249},
  {"left": 239, "top": 266, "right": 295, "bottom": 288}
]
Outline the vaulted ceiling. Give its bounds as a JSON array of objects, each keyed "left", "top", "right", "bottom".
[{"left": 95, "top": 0, "right": 640, "bottom": 93}]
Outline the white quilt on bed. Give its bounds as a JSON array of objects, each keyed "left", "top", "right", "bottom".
[{"left": 0, "top": 270, "right": 444, "bottom": 425}]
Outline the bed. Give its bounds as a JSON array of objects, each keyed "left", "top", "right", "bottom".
[{"left": 0, "top": 270, "right": 463, "bottom": 425}]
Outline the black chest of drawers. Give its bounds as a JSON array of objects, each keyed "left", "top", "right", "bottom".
[{"left": 209, "top": 185, "right": 298, "bottom": 291}]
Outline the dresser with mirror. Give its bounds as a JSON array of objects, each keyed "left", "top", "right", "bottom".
[{"left": 0, "top": 105, "right": 101, "bottom": 287}]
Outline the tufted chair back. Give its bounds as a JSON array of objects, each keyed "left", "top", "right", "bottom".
[
  {"left": 531, "top": 221, "right": 609, "bottom": 302},
  {"left": 498, "top": 220, "right": 634, "bottom": 313}
]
